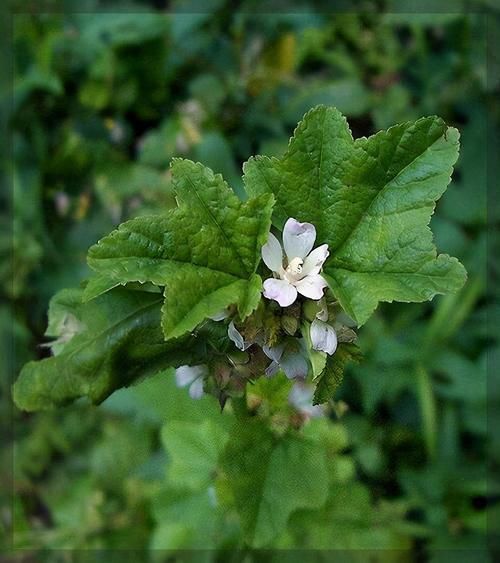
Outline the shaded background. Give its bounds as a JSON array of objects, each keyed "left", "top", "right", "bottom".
[{"left": 3, "top": 1, "right": 499, "bottom": 559}]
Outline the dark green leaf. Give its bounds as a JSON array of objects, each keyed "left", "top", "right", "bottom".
[
  {"left": 13, "top": 288, "right": 204, "bottom": 411},
  {"left": 221, "top": 420, "right": 329, "bottom": 547},
  {"left": 244, "top": 106, "right": 467, "bottom": 326},
  {"left": 313, "top": 342, "right": 363, "bottom": 405},
  {"left": 85, "top": 159, "right": 274, "bottom": 340}
]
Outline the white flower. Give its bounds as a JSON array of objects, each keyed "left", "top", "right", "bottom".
[
  {"left": 261, "top": 218, "right": 329, "bottom": 307},
  {"left": 310, "top": 319, "right": 338, "bottom": 355},
  {"left": 174, "top": 365, "right": 207, "bottom": 399}
]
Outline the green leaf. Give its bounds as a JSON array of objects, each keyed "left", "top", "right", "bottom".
[
  {"left": 85, "top": 159, "right": 274, "bottom": 340},
  {"left": 90, "top": 420, "right": 154, "bottom": 492},
  {"left": 286, "top": 482, "right": 413, "bottom": 550},
  {"left": 161, "top": 419, "right": 229, "bottom": 491},
  {"left": 244, "top": 105, "right": 467, "bottom": 326},
  {"left": 102, "top": 365, "right": 223, "bottom": 425},
  {"left": 13, "top": 288, "right": 204, "bottom": 411},
  {"left": 221, "top": 420, "right": 328, "bottom": 547},
  {"left": 151, "top": 487, "right": 223, "bottom": 550},
  {"left": 313, "top": 342, "right": 363, "bottom": 405},
  {"left": 75, "top": 13, "right": 168, "bottom": 49}
]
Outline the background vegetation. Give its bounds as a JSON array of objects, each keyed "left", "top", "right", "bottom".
[{"left": 4, "top": 2, "right": 499, "bottom": 560}]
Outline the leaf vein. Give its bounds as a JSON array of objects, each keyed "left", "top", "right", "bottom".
[
  {"left": 184, "top": 174, "right": 249, "bottom": 275},
  {"left": 333, "top": 132, "right": 445, "bottom": 255}
]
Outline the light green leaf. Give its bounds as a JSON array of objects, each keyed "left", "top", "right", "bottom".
[
  {"left": 161, "top": 419, "right": 229, "bottom": 491},
  {"left": 13, "top": 288, "right": 204, "bottom": 411},
  {"left": 313, "top": 342, "right": 363, "bottom": 405},
  {"left": 244, "top": 105, "right": 467, "bottom": 326},
  {"left": 285, "top": 482, "right": 413, "bottom": 550},
  {"left": 222, "top": 420, "right": 328, "bottom": 547},
  {"left": 85, "top": 159, "right": 274, "bottom": 340},
  {"left": 151, "top": 487, "right": 223, "bottom": 551}
]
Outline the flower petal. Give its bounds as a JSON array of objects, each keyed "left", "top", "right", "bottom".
[
  {"left": 263, "top": 278, "right": 298, "bottom": 307},
  {"left": 228, "top": 321, "right": 249, "bottom": 351},
  {"left": 280, "top": 349, "right": 309, "bottom": 380},
  {"left": 265, "top": 360, "right": 280, "bottom": 378},
  {"left": 263, "top": 344, "right": 285, "bottom": 363},
  {"left": 261, "top": 232, "right": 283, "bottom": 273},
  {"left": 302, "top": 244, "right": 329, "bottom": 276},
  {"left": 188, "top": 377, "right": 204, "bottom": 399},
  {"left": 310, "top": 319, "right": 338, "bottom": 355},
  {"left": 175, "top": 365, "right": 207, "bottom": 388},
  {"left": 283, "top": 218, "right": 316, "bottom": 261},
  {"left": 295, "top": 274, "right": 328, "bottom": 300}
]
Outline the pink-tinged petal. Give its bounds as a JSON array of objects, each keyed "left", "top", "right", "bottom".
[
  {"left": 261, "top": 232, "right": 283, "bottom": 273},
  {"left": 188, "top": 377, "right": 204, "bottom": 399},
  {"left": 175, "top": 365, "right": 207, "bottom": 388},
  {"left": 263, "top": 278, "right": 298, "bottom": 307},
  {"left": 295, "top": 274, "right": 328, "bottom": 300},
  {"left": 283, "top": 218, "right": 316, "bottom": 261},
  {"left": 302, "top": 244, "right": 329, "bottom": 276},
  {"left": 310, "top": 320, "right": 338, "bottom": 355}
]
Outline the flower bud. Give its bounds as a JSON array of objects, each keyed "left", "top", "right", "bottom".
[
  {"left": 281, "top": 314, "right": 298, "bottom": 336},
  {"left": 303, "top": 299, "right": 321, "bottom": 322}
]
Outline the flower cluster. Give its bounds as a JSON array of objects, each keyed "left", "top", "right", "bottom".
[
  {"left": 175, "top": 218, "right": 344, "bottom": 405},
  {"left": 262, "top": 218, "right": 337, "bottom": 357}
]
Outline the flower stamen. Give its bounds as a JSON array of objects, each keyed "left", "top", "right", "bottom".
[{"left": 285, "top": 257, "right": 304, "bottom": 281}]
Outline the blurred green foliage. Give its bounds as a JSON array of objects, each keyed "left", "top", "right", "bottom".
[{"left": 4, "top": 2, "right": 499, "bottom": 559}]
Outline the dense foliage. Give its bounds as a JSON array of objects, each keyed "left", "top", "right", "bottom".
[{"left": 4, "top": 4, "right": 499, "bottom": 560}]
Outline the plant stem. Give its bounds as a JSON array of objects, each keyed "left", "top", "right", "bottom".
[{"left": 416, "top": 362, "right": 437, "bottom": 461}]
